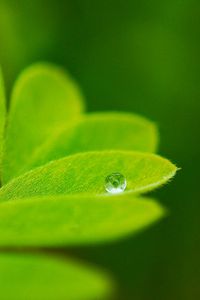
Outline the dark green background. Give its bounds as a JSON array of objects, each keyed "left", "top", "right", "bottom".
[{"left": 0, "top": 1, "right": 199, "bottom": 299}]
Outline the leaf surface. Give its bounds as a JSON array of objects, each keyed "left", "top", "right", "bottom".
[
  {"left": 0, "top": 195, "right": 164, "bottom": 246},
  {"left": 25, "top": 112, "right": 158, "bottom": 173},
  {"left": 0, "top": 69, "right": 6, "bottom": 181},
  {"left": 0, "top": 253, "right": 111, "bottom": 300},
  {"left": 0, "top": 151, "right": 177, "bottom": 201},
  {"left": 3, "top": 63, "right": 85, "bottom": 183}
]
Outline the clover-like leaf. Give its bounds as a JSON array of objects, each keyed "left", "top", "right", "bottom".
[
  {"left": 0, "top": 253, "right": 111, "bottom": 300},
  {"left": 2, "top": 63, "right": 85, "bottom": 183},
  {"left": 0, "top": 151, "right": 177, "bottom": 201},
  {"left": 0, "top": 63, "right": 178, "bottom": 300},
  {"left": 0, "top": 68, "right": 6, "bottom": 180},
  {"left": 24, "top": 112, "right": 158, "bottom": 174},
  {"left": 0, "top": 195, "right": 164, "bottom": 246}
]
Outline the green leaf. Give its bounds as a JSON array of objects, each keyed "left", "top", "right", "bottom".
[
  {"left": 0, "top": 68, "right": 6, "bottom": 181},
  {"left": 2, "top": 63, "right": 85, "bottom": 183},
  {"left": 25, "top": 112, "right": 158, "bottom": 174},
  {"left": 0, "top": 151, "right": 177, "bottom": 201},
  {"left": 0, "top": 253, "right": 111, "bottom": 300},
  {"left": 0, "top": 195, "right": 164, "bottom": 246}
]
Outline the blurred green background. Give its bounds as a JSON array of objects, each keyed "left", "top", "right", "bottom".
[{"left": 0, "top": 0, "right": 199, "bottom": 299}]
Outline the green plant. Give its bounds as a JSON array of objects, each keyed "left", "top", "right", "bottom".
[{"left": 0, "top": 63, "right": 177, "bottom": 300}]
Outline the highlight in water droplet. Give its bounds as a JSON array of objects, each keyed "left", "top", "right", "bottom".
[{"left": 105, "top": 172, "right": 127, "bottom": 194}]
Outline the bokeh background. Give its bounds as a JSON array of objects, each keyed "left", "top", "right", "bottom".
[{"left": 0, "top": 1, "right": 199, "bottom": 299}]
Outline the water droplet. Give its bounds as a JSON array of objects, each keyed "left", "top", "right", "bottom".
[{"left": 105, "top": 172, "right": 127, "bottom": 194}]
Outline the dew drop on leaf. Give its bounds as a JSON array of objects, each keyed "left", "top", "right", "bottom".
[{"left": 105, "top": 172, "right": 127, "bottom": 194}]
